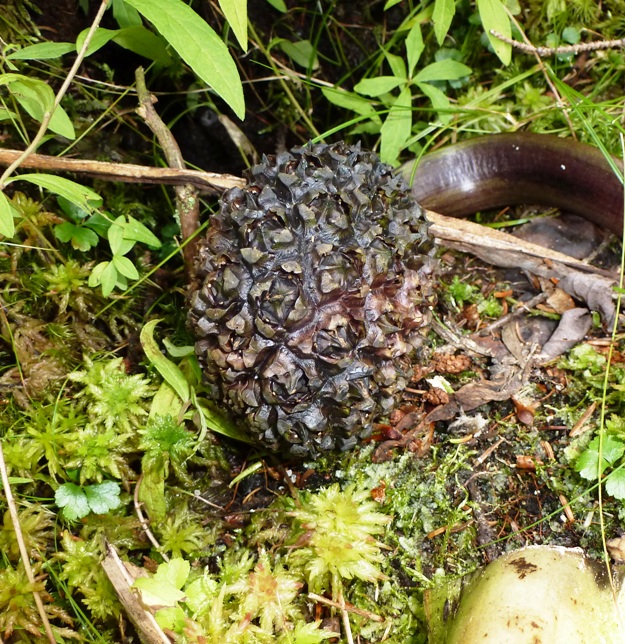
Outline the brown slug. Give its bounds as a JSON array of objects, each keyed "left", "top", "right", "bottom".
[{"left": 403, "top": 132, "right": 624, "bottom": 236}]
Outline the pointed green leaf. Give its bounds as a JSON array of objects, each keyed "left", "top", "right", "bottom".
[
  {"left": 354, "top": 76, "right": 404, "bottom": 97},
  {"left": 477, "top": 0, "right": 511, "bottom": 65},
  {"left": 7, "top": 42, "right": 75, "bottom": 60},
  {"left": 279, "top": 39, "right": 319, "bottom": 70},
  {"left": 108, "top": 217, "right": 134, "bottom": 255},
  {"left": 219, "top": 0, "right": 248, "bottom": 51},
  {"left": 112, "top": 254, "right": 140, "bottom": 280},
  {"left": 6, "top": 77, "right": 53, "bottom": 114},
  {"left": 385, "top": 52, "right": 407, "bottom": 80},
  {"left": 405, "top": 22, "right": 424, "bottom": 77},
  {"left": 7, "top": 174, "right": 101, "bottom": 211},
  {"left": 100, "top": 262, "right": 119, "bottom": 296},
  {"left": 414, "top": 60, "right": 472, "bottom": 83},
  {"left": 265, "top": 0, "right": 287, "bottom": 11},
  {"left": 112, "top": 0, "right": 143, "bottom": 28},
  {"left": 112, "top": 26, "right": 173, "bottom": 65},
  {"left": 48, "top": 105, "right": 76, "bottom": 139},
  {"left": 138, "top": 452, "right": 167, "bottom": 523},
  {"left": 0, "top": 191, "right": 17, "bottom": 238},
  {"left": 141, "top": 319, "right": 190, "bottom": 402},
  {"left": 76, "top": 27, "right": 121, "bottom": 57},
  {"left": 124, "top": 215, "right": 161, "bottom": 248},
  {"left": 432, "top": 0, "right": 456, "bottom": 46},
  {"left": 321, "top": 87, "right": 379, "bottom": 119},
  {"left": 123, "top": 0, "right": 245, "bottom": 119},
  {"left": 417, "top": 81, "right": 452, "bottom": 124},
  {"left": 380, "top": 85, "right": 412, "bottom": 165},
  {"left": 88, "top": 261, "right": 110, "bottom": 288}
]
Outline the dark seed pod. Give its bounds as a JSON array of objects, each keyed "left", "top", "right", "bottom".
[{"left": 188, "top": 141, "right": 436, "bottom": 457}]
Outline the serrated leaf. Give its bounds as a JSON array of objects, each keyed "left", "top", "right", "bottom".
[
  {"left": 575, "top": 447, "right": 600, "bottom": 480},
  {"left": 123, "top": 0, "right": 245, "bottom": 119},
  {"left": 605, "top": 469, "right": 625, "bottom": 500},
  {"left": 477, "top": 0, "right": 511, "bottom": 65},
  {"left": 0, "top": 191, "right": 17, "bottom": 238},
  {"left": 8, "top": 174, "right": 101, "bottom": 211},
  {"left": 112, "top": 26, "right": 173, "bottom": 65},
  {"left": 354, "top": 76, "right": 404, "bottom": 97},
  {"left": 84, "top": 481, "right": 121, "bottom": 514},
  {"left": 601, "top": 435, "right": 625, "bottom": 465},
  {"left": 57, "top": 195, "right": 90, "bottom": 221},
  {"left": 414, "top": 59, "right": 472, "bottom": 83},
  {"left": 432, "top": 0, "right": 456, "bottom": 46},
  {"left": 157, "top": 558, "right": 190, "bottom": 589},
  {"left": 155, "top": 606, "right": 188, "bottom": 633},
  {"left": 141, "top": 319, "right": 190, "bottom": 402},
  {"left": 54, "top": 222, "right": 99, "bottom": 251},
  {"left": 112, "top": 254, "right": 140, "bottom": 280},
  {"left": 134, "top": 576, "right": 185, "bottom": 608},
  {"left": 219, "top": 0, "right": 248, "bottom": 51},
  {"left": 124, "top": 215, "right": 161, "bottom": 247},
  {"left": 55, "top": 483, "right": 90, "bottom": 520},
  {"left": 85, "top": 212, "right": 111, "bottom": 238},
  {"left": 405, "top": 22, "right": 424, "bottom": 77},
  {"left": 7, "top": 42, "right": 75, "bottom": 60},
  {"left": 380, "top": 85, "right": 412, "bottom": 165},
  {"left": 52, "top": 222, "right": 77, "bottom": 244},
  {"left": 134, "top": 558, "right": 189, "bottom": 607}
]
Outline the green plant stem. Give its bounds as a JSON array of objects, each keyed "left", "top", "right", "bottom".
[
  {"left": 248, "top": 22, "right": 321, "bottom": 140},
  {"left": 0, "top": 443, "right": 56, "bottom": 643},
  {"left": 0, "top": 0, "right": 112, "bottom": 190}
]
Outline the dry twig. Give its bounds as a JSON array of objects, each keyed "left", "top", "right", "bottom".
[
  {"left": 0, "top": 443, "right": 55, "bottom": 643},
  {"left": 490, "top": 30, "right": 625, "bottom": 57}
]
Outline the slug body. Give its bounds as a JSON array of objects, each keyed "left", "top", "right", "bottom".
[{"left": 404, "top": 132, "right": 624, "bottom": 236}]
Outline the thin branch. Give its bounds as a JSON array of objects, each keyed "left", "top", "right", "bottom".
[
  {"left": 490, "top": 30, "right": 625, "bottom": 57},
  {"left": 0, "top": 444, "right": 55, "bottom": 643},
  {"left": 0, "top": 148, "right": 245, "bottom": 193},
  {"left": 135, "top": 67, "right": 200, "bottom": 275},
  {"left": 0, "top": 0, "right": 111, "bottom": 189}
]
